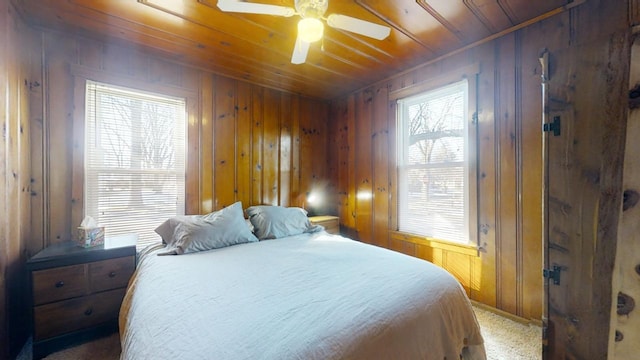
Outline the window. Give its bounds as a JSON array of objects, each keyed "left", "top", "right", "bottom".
[
  {"left": 397, "top": 79, "right": 471, "bottom": 244},
  {"left": 85, "top": 81, "right": 186, "bottom": 249}
]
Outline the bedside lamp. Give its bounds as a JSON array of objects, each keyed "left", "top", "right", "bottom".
[{"left": 305, "top": 190, "right": 323, "bottom": 216}]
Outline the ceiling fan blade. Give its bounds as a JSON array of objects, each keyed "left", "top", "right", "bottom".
[
  {"left": 217, "top": 0, "right": 295, "bottom": 17},
  {"left": 291, "top": 36, "right": 310, "bottom": 64},
  {"left": 326, "top": 14, "right": 390, "bottom": 40}
]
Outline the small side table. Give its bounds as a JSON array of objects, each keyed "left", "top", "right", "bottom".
[
  {"left": 27, "top": 235, "right": 137, "bottom": 359},
  {"left": 309, "top": 215, "right": 340, "bottom": 235}
]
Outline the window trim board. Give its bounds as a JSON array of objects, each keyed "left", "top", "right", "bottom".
[{"left": 390, "top": 65, "right": 480, "bottom": 247}]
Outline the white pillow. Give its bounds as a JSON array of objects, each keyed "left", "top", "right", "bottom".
[{"left": 159, "top": 202, "right": 259, "bottom": 255}]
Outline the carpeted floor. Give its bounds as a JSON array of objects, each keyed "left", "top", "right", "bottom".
[
  {"left": 473, "top": 305, "right": 542, "bottom": 359},
  {"left": 18, "top": 305, "right": 541, "bottom": 360}
]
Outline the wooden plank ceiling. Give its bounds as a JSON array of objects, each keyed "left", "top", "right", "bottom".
[{"left": 14, "top": 0, "right": 567, "bottom": 99}]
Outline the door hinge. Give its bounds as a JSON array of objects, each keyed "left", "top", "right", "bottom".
[
  {"left": 543, "top": 265, "right": 562, "bottom": 285},
  {"left": 543, "top": 116, "right": 561, "bottom": 136}
]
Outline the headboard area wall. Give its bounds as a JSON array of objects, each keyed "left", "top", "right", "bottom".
[{"left": 29, "top": 29, "right": 331, "bottom": 252}]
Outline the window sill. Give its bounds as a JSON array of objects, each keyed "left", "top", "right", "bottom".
[{"left": 389, "top": 231, "right": 478, "bottom": 257}]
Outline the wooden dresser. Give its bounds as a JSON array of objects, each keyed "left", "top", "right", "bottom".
[
  {"left": 309, "top": 215, "right": 340, "bottom": 235},
  {"left": 27, "top": 236, "right": 137, "bottom": 359}
]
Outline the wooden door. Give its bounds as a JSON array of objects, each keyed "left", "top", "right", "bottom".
[{"left": 541, "top": 32, "right": 630, "bottom": 359}]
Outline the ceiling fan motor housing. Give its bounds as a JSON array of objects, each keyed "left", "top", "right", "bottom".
[{"left": 295, "top": 0, "right": 328, "bottom": 19}]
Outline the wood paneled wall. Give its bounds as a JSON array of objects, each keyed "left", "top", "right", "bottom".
[
  {"left": 3, "top": 0, "right": 631, "bottom": 356},
  {"left": 28, "top": 32, "right": 330, "bottom": 249},
  {"left": 329, "top": 2, "right": 631, "bottom": 334},
  {"left": 0, "top": 0, "right": 40, "bottom": 357},
  {"left": 610, "top": 33, "right": 640, "bottom": 360},
  {"left": 329, "top": 19, "right": 559, "bottom": 322}
]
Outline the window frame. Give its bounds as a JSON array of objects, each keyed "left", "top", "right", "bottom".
[
  {"left": 71, "top": 66, "right": 197, "bottom": 248},
  {"left": 389, "top": 65, "right": 479, "bottom": 247}
]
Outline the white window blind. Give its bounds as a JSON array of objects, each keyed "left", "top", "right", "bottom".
[
  {"left": 397, "top": 80, "right": 469, "bottom": 244},
  {"left": 85, "top": 81, "right": 186, "bottom": 249}
]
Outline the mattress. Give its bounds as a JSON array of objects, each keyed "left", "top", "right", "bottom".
[{"left": 119, "top": 232, "right": 486, "bottom": 359}]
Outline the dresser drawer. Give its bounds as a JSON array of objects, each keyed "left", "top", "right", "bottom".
[
  {"left": 90, "top": 256, "right": 135, "bottom": 293},
  {"left": 32, "top": 264, "right": 88, "bottom": 305},
  {"left": 33, "top": 288, "right": 126, "bottom": 340}
]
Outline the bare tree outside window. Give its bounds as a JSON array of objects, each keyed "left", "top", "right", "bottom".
[
  {"left": 398, "top": 80, "right": 469, "bottom": 244},
  {"left": 85, "top": 81, "right": 186, "bottom": 248}
]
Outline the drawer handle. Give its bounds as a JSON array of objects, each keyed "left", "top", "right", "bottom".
[
  {"left": 84, "top": 308, "right": 93, "bottom": 316},
  {"left": 108, "top": 271, "right": 116, "bottom": 278},
  {"left": 55, "top": 281, "right": 64, "bottom": 288}
]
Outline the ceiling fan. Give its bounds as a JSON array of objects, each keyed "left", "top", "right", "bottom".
[{"left": 217, "top": 0, "right": 391, "bottom": 64}]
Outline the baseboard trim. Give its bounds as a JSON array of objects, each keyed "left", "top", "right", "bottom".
[{"left": 471, "top": 300, "right": 543, "bottom": 327}]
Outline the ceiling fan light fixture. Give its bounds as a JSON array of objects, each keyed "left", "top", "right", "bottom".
[
  {"left": 298, "top": 18, "right": 324, "bottom": 43},
  {"left": 216, "top": 0, "right": 391, "bottom": 65}
]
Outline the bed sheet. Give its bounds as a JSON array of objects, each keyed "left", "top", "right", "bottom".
[{"left": 119, "top": 232, "right": 485, "bottom": 360}]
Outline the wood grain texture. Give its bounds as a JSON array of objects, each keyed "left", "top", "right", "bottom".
[
  {"left": 371, "top": 84, "right": 390, "bottom": 248},
  {"left": 518, "top": 21, "right": 544, "bottom": 324},
  {"left": 14, "top": 0, "right": 567, "bottom": 99},
  {"left": 609, "top": 35, "right": 640, "bottom": 360},
  {"left": 1, "top": 0, "right": 634, "bottom": 358},
  {"left": 32, "top": 264, "right": 87, "bottom": 306},
  {"left": 33, "top": 288, "right": 126, "bottom": 340},
  {"left": 213, "top": 75, "right": 237, "bottom": 209},
  {"left": 262, "top": 88, "right": 280, "bottom": 206},
  {"left": 354, "top": 90, "right": 373, "bottom": 244},
  {"left": 0, "top": 0, "right": 38, "bottom": 356},
  {"left": 199, "top": 73, "right": 215, "bottom": 214},
  {"left": 474, "top": 41, "right": 498, "bottom": 308},
  {"left": 330, "top": 24, "right": 551, "bottom": 322},
  {"left": 543, "top": 1, "right": 630, "bottom": 357},
  {"left": 27, "top": 30, "right": 329, "bottom": 252},
  {"left": 236, "top": 81, "right": 253, "bottom": 211},
  {"left": 495, "top": 32, "right": 518, "bottom": 315},
  {"left": 89, "top": 256, "right": 135, "bottom": 293}
]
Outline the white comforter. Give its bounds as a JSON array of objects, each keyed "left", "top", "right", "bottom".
[{"left": 120, "top": 232, "right": 485, "bottom": 360}]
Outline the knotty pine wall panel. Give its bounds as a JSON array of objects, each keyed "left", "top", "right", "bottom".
[
  {"left": 298, "top": 97, "right": 330, "bottom": 213},
  {"left": 330, "top": 26, "right": 555, "bottom": 321},
  {"left": 29, "top": 30, "right": 329, "bottom": 252},
  {"left": 279, "top": 93, "right": 292, "bottom": 207},
  {"left": 354, "top": 91, "right": 374, "bottom": 245},
  {"left": 236, "top": 82, "right": 253, "bottom": 210},
  {"left": 518, "top": 23, "right": 545, "bottom": 321},
  {"left": 495, "top": 32, "right": 519, "bottom": 316},
  {"left": 0, "top": 0, "right": 40, "bottom": 356},
  {"left": 251, "top": 86, "right": 265, "bottom": 206},
  {"left": 371, "top": 85, "right": 391, "bottom": 249},
  {"left": 262, "top": 88, "right": 281, "bottom": 207},
  {"left": 213, "top": 75, "right": 237, "bottom": 209}
]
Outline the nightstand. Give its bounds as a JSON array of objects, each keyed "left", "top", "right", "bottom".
[
  {"left": 309, "top": 215, "right": 340, "bottom": 235},
  {"left": 27, "top": 235, "right": 137, "bottom": 359}
]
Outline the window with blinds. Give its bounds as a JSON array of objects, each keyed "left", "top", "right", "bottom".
[
  {"left": 397, "top": 79, "right": 469, "bottom": 244},
  {"left": 85, "top": 81, "right": 186, "bottom": 249}
]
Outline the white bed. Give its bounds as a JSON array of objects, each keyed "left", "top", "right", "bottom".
[{"left": 119, "top": 230, "right": 486, "bottom": 359}]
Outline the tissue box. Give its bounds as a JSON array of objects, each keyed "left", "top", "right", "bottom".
[{"left": 76, "top": 226, "right": 105, "bottom": 248}]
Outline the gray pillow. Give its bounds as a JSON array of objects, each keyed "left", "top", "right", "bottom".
[
  {"left": 155, "top": 214, "right": 203, "bottom": 245},
  {"left": 159, "top": 202, "right": 259, "bottom": 255},
  {"left": 246, "top": 205, "right": 322, "bottom": 240}
]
